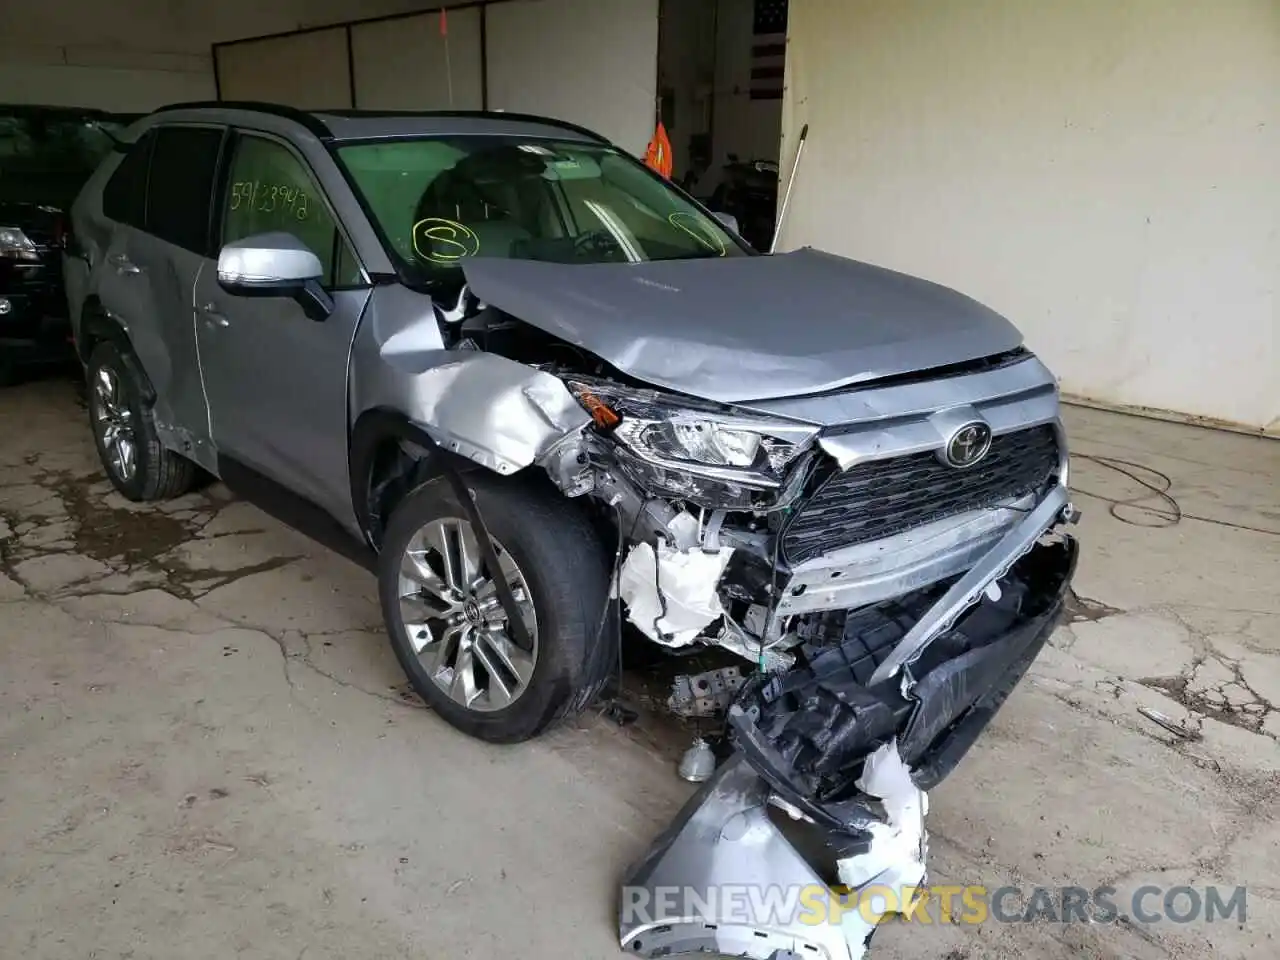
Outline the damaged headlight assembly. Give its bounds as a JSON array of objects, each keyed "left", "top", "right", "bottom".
[{"left": 568, "top": 379, "right": 818, "bottom": 509}]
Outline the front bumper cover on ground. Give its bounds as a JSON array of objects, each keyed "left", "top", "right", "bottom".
[
  {"left": 620, "top": 535, "right": 1078, "bottom": 960},
  {"left": 620, "top": 754, "right": 877, "bottom": 960}
]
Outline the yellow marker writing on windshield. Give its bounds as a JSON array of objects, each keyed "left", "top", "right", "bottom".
[{"left": 412, "top": 217, "right": 480, "bottom": 263}]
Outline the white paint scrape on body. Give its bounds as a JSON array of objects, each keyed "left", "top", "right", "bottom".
[
  {"left": 835, "top": 738, "right": 930, "bottom": 959},
  {"left": 618, "top": 514, "right": 733, "bottom": 647}
]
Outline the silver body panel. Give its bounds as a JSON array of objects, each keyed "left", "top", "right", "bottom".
[
  {"left": 870, "top": 482, "right": 1070, "bottom": 686},
  {"left": 620, "top": 755, "right": 870, "bottom": 960},
  {"left": 350, "top": 284, "right": 589, "bottom": 476},
  {"left": 461, "top": 250, "right": 1025, "bottom": 404},
  {"left": 738, "top": 353, "right": 1057, "bottom": 425},
  {"left": 777, "top": 492, "right": 1039, "bottom": 616},
  {"left": 191, "top": 270, "right": 371, "bottom": 526},
  {"left": 709, "top": 359, "right": 1066, "bottom": 621}
]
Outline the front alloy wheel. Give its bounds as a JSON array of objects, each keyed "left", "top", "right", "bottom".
[
  {"left": 396, "top": 518, "right": 538, "bottom": 712},
  {"left": 377, "top": 474, "right": 613, "bottom": 743}
]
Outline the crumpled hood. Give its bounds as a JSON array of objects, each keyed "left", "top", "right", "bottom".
[{"left": 461, "top": 248, "right": 1024, "bottom": 404}]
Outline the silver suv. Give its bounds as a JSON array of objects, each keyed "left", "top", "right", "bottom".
[{"left": 66, "top": 103, "right": 1076, "bottom": 782}]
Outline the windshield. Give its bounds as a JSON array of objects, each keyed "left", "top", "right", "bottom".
[
  {"left": 336, "top": 136, "right": 747, "bottom": 281},
  {"left": 0, "top": 111, "right": 120, "bottom": 178}
]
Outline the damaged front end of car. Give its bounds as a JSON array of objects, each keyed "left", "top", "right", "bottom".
[
  {"left": 372, "top": 262, "right": 1079, "bottom": 959},
  {"left": 618, "top": 535, "right": 1077, "bottom": 959},
  {"left": 525, "top": 359, "right": 1079, "bottom": 959}
]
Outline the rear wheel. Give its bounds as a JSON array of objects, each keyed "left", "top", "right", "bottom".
[
  {"left": 87, "top": 340, "right": 196, "bottom": 501},
  {"left": 378, "top": 473, "right": 613, "bottom": 743}
]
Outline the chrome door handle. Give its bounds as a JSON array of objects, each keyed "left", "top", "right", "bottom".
[
  {"left": 199, "top": 303, "right": 229, "bottom": 328},
  {"left": 108, "top": 253, "right": 141, "bottom": 275}
]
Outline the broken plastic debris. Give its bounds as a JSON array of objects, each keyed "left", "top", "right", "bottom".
[
  {"left": 1138, "top": 706, "right": 1201, "bottom": 741},
  {"left": 618, "top": 539, "right": 733, "bottom": 647},
  {"left": 833, "top": 739, "right": 929, "bottom": 955},
  {"left": 765, "top": 793, "right": 812, "bottom": 823},
  {"left": 842, "top": 738, "right": 929, "bottom": 887},
  {"left": 665, "top": 511, "right": 702, "bottom": 551},
  {"left": 619, "top": 754, "right": 879, "bottom": 960}
]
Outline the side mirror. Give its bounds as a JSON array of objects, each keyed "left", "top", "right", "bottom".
[
  {"left": 217, "top": 231, "right": 333, "bottom": 322},
  {"left": 711, "top": 211, "right": 740, "bottom": 235}
]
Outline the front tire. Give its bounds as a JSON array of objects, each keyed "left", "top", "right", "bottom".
[
  {"left": 86, "top": 340, "right": 196, "bottom": 502},
  {"left": 378, "top": 473, "right": 613, "bottom": 743}
]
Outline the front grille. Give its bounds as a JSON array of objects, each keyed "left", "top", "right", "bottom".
[{"left": 782, "top": 425, "right": 1060, "bottom": 564}]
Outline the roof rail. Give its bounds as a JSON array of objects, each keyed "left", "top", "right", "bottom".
[
  {"left": 0, "top": 102, "right": 114, "bottom": 118},
  {"left": 149, "top": 102, "right": 611, "bottom": 145},
  {"left": 316, "top": 108, "right": 610, "bottom": 143},
  {"left": 150, "top": 101, "right": 333, "bottom": 139}
]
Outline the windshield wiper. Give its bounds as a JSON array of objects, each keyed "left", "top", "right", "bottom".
[{"left": 663, "top": 249, "right": 731, "bottom": 261}]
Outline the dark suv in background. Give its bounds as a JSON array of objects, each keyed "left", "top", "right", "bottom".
[{"left": 0, "top": 104, "right": 122, "bottom": 383}]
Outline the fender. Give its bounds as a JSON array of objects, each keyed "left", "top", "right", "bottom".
[
  {"left": 348, "top": 407, "right": 486, "bottom": 548},
  {"left": 348, "top": 352, "right": 591, "bottom": 546},
  {"left": 78, "top": 300, "right": 157, "bottom": 404},
  {"left": 346, "top": 408, "right": 537, "bottom": 655}
]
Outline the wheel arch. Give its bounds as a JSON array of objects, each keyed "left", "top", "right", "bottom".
[
  {"left": 350, "top": 408, "right": 546, "bottom": 551},
  {"left": 78, "top": 299, "right": 157, "bottom": 404}
]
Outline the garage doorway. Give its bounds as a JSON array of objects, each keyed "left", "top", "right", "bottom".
[{"left": 656, "top": 0, "right": 788, "bottom": 250}]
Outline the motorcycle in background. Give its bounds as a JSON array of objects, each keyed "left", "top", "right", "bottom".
[{"left": 707, "top": 155, "right": 779, "bottom": 252}]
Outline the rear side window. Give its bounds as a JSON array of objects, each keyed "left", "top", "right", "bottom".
[
  {"left": 145, "top": 126, "right": 224, "bottom": 254},
  {"left": 101, "top": 132, "right": 153, "bottom": 227}
]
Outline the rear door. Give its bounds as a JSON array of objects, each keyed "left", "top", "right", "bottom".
[
  {"left": 92, "top": 131, "right": 166, "bottom": 388},
  {"left": 192, "top": 130, "right": 371, "bottom": 526},
  {"left": 91, "top": 125, "right": 223, "bottom": 468},
  {"left": 130, "top": 124, "right": 225, "bottom": 468}
]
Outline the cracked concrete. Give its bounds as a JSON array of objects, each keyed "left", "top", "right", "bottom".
[{"left": 2, "top": 380, "right": 1278, "bottom": 960}]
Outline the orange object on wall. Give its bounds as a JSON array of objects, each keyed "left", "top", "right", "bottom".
[{"left": 644, "top": 121, "right": 673, "bottom": 179}]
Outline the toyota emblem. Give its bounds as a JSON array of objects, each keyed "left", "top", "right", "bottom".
[{"left": 944, "top": 421, "right": 993, "bottom": 468}]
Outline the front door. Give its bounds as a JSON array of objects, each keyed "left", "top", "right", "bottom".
[{"left": 193, "top": 130, "right": 371, "bottom": 527}]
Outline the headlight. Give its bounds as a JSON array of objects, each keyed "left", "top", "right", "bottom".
[
  {"left": 569, "top": 379, "right": 817, "bottom": 509},
  {"left": 0, "top": 227, "right": 39, "bottom": 261}
]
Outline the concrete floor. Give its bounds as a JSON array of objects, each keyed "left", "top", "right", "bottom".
[{"left": 1, "top": 376, "right": 1277, "bottom": 960}]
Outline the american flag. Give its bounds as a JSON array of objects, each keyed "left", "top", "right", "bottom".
[{"left": 750, "top": 0, "right": 788, "bottom": 100}]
